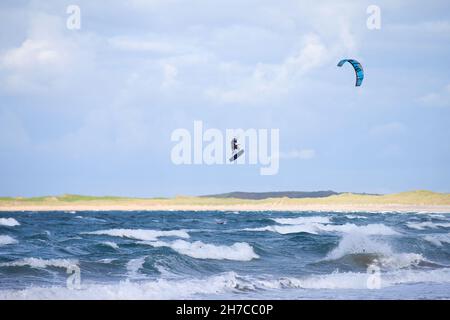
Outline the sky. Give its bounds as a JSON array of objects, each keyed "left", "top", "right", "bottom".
[{"left": 0, "top": 0, "right": 449, "bottom": 197}]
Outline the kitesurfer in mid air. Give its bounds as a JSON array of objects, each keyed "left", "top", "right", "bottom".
[
  {"left": 229, "top": 137, "right": 244, "bottom": 162},
  {"left": 231, "top": 137, "right": 239, "bottom": 152}
]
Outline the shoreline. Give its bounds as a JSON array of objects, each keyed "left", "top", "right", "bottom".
[{"left": 1, "top": 204, "right": 449, "bottom": 213}]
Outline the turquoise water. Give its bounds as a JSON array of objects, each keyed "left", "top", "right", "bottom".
[{"left": 0, "top": 210, "right": 449, "bottom": 299}]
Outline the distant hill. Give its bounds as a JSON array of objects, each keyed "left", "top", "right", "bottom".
[{"left": 201, "top": 191, "right": 341, "bottom": 200}]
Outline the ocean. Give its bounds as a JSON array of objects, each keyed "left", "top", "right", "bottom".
[{"left": 0, "top": 210, "right": 449, "bottom": 299}]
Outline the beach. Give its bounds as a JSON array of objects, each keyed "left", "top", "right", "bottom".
[{"left": 1, "top": 203, "right": 450, "bottom": 213}]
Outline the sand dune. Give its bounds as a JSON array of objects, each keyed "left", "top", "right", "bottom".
[{"left": 0, "top": 190, "right": 449, "bottom": 213}]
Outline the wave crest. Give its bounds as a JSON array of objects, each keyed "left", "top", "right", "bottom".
[
  {"left": 245, "top": 222, "right": 398, "bottom": 236},
  {"left": 424, "top": 234, "right": 450, "bottom": 246},
  {"left": 407, "top": 221, "right": 450, "bottom": 230},
  {"left": 271, "top": 216, "right": 331, "bottom": 225},
  {"left": 85, "top": 229, "right": 190, "bottom": 241},
  {"left": 0, "top": 235, "right": 17, "bottom": 246},
  {"left": 144, "top": 240, "right": 259, "bottom": 261},
  {"left": 0, "top": 218, "right": 20, "bottom": 227},
  {"left": 1, "top": 268, "right": 449, "bottom": 299},
  {"left": 325, "top": 233, "right": 425, "bottom": 269},
  {"left": 0, "top": 258, "right": 78, "bottom": 270}
]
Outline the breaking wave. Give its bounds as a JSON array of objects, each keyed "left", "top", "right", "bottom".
[
  {"left": 85, "top": 229, "right": 190, "bottom": 241},
  {"left": 319, "top": 223, "right": 399, "bottom": 235},
  {"left": 424, "top": 234, "right": 450, "bottom": 247},
  {"left": 406, "top": 221, "right": 450, "bottom": 230},
  {"left": 254, "top": 268, "right": 450, "bottom": 290},
  {"left": 271, "top": 216, "right": 331, "bottom": 225},
  {"left": 325, "top": 233, "right": 425, "bottom": 269},
  {"left": 1, "top": 210, "right": 449, "bottom": 299},
  {"left": 100, "top": 241, "right": 119, "bottom": 250},
  {"left": 345, "top": 215, "right": 368, "bottom": 220},
  {"left": 0, "top": 218, "right": 20, "bottom": 227},
  {"left": 245, "top": 224, "right": 321, "bottom": 235},
  {"left": 0, "top": 235, "right": 17, "bottom": 246},
  {"left": 245, "top": 222, "right": 398, "bottom": 236},
  {"left": 0, "top": 272, "right": 242, "bottom": 300},
  {"left": 126, "top": 257, "right": 147, "bottom": 278},
  {"left": 1, "top": 268, "right": 449, "bottom": 299},
  {"left": 143, "top": 240, "right": 259, "bottom": 261},
  {"left": 0, "top": 258, "right": 78, "bottom": 270},
  {"left": 75, "top": 216, "right": 107, "bottom": 223}
]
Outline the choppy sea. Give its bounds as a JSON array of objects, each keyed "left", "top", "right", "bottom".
[{"left": 1, "top": 210, "right": 449, "bottom": 299}]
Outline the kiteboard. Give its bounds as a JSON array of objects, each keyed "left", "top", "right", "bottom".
[{"left": 229, "top": 149, "right": 244, "bottom": 162}]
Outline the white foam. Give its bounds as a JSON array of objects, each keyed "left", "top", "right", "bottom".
[
  {"left": 0, "top": 271, "right": 242, "bottom": 300},
  {"left": 428, "top": 214, "right": 446, "bottom": 219},
  {"left": 385, "top": 268, "right": 450, "bottom": 286},
  {"left": 76, "top": 216, "right": 107, "bottom": 223},
  {"left": 0, "top": 258, "right": 78, "bottom": 270},
  {"left": 245, "top": 224, "right": 321, "bottom": 235},
  {"left": 144, "top": 240, "right": 259, "bottom": 261},
  {"left": 325, "top": 233, "right": 424, "bottom": 269},
  {"left": 326, "top": 233, "right": 391, "bottom": 260},
  {"left": 98, "top": 258, "right": 115, "bottom": 264},
  {"left": 255, "top": 268, "right": 450, "bottom": 290},
  {"left": 1, "top": 268, "right": 449, "bottom": 299},
  {"left": 407, "top": 221, "right": 450, "bottom": 230},
  {"left": 245, "top": 223, "right": 398, "bottom": 236},
  {"left": 424, "top": 234, "right": 450, "bottom": 246},
  {"left": 101, "top": 241, "right": 119, "bottom": 249},
  {"left": 271, "top": 216, "right": 331, "bottom": 225},
  {"left": 126, "top": 257, "right": 147, "bottom": 278},
  {"left": 381, "top": 253, "right": 425, "bottom": 269},
  {"left": 154, "top": 263, "right": 176, "bottom": 278},
  {"left": 85, "top": 229, "right": 190, "bottom": 241},
  {"left": 0, "top": 218, "right": 20, "bottom": 227},
  {"left": 345, "top": 215, "right": 367, "bottom": 220},
  {"left": 257, "top": 272, "right": 371, "bottom": 290},
  {"left": 318, "top": 223, "right": 399, "bottom": 236},
  {"left": 0, "top": 235, "right": 17, "bottom": 246}
]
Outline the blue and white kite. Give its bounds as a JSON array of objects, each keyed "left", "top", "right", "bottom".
[{"left": 337, "top": 59, "right": 364, "bottom": 87}]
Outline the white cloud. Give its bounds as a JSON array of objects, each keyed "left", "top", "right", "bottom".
[
  {"left": 107, "top": 35, "right": 199, "bottom": 56},
  {"left": 278, "top": 149, "right": 316, "bottom": 160},
  {"left": 205, "top": 33, "right": 330, "bottom": 104},
  {"left": 419, "top": 84, "right": 450, "bottom": 108},
  {"left": 0, "top": 13, "right": 93, "bottom": 94},
  {"left": 127, "top": 0, "right": 180, "bottom": 9},
  {"left": 108, "top": 37, "right": 176, "bottom": 54},
  {"left": 199, "top": 2, "right": 363, "bottom": 105},
  {"left": 389, "top": 21, "right": 450, "bottom": 34},
  {"left": 2, "top": 39, "right": 65, "bottom": 69}
]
